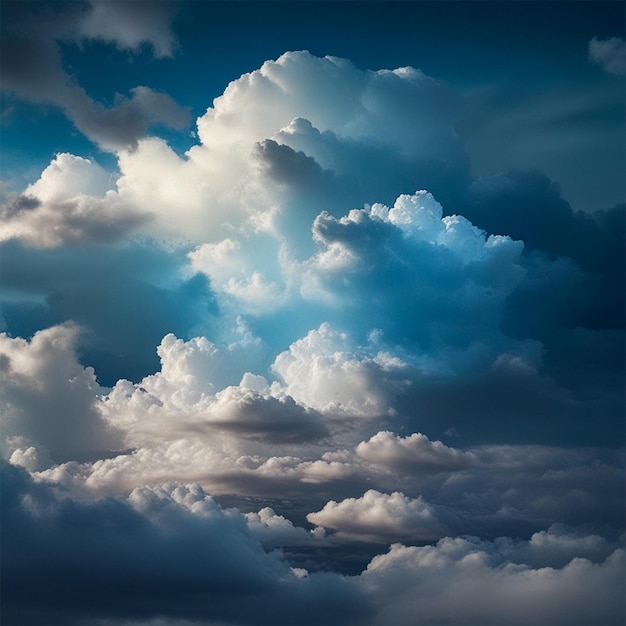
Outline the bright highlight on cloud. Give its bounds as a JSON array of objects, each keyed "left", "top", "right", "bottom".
[
  {"left": 1, "top": 39, "right": 624, "bottom": 626},
  {"left": 0, "top": 154, "right": 149, "bottom": 246}
]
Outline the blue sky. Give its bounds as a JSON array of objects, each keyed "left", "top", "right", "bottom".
[{"left": 1, "top": 2, "right": 625, "bottom": 625}]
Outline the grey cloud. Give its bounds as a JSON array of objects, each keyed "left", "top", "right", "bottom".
[
  {"left": 436, "top": 445, "right": 626, "bottom": 537},
  {"left": 0, "top": 462, "right": 365, "bottom": 626},
  {"left": 254, "top": 139, "right": 331, "bottom": 190},
  {"left": 0, "top": 2, "right": 189, "bottom": 151},
  {"left": 207, "top": 388, "right": 329, "bottom": 444},
  {"left": 65, "top": 85, "right": 190, "bottom": 152},
  {"left": 0, "top": 194, "right": 41, "bottom": 219},
  {"left": 77, "top": 0, "right": 178, "bottom": 58},
  {"left": 361, "top": 537, "right": 624, "bottom": 626},
  {"left": 0, "top": 193, "right": 150, "bottom": 247},
  {"left": 589, "top": 37, "right": 626, "bottom": 76},
  {"left": 302, "top": 195, "right": 525, "bottom": 354},
  {"left": 4, "top": 462, "right": 622, "bottom": 626},
  {"left": 0, "top": 240, "right": 218, "bottom": 386}
]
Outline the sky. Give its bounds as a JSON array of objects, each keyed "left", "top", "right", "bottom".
[{"left": 0, "top": 1, "right": 624, "bottom": 625}]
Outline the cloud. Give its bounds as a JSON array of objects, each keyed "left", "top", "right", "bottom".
[
  {"left": 208, "top": 386, "right": 329, "bottom": 443},
  {"left": 589, "top": 37, "right": 626, "bottom": 76},
  {"left": 0, "top": 2, "right": 188, "bottom": 151},
  {"left": 271, "top": 323, "right": 412, "bottom": 418},
  {"left": 2, "top": 316, "right": 622, "bottom": 571},
  {"left": 0, "top": 462, "right": 363, "bottom": 626},
  {"left": 1, "top": 46, "right": 624, "bottom": 626},
  {"left": 77, "top": 0, "right": 178, "bottom": 58},
  {"left": 0, "top": 323, "right": 123, "bottom": 462},
  {"left": 307, "top": 489, "right": 449, "bottom": 542},
  {"left": 107, "top": 50, "right": 468, "bottom": 243},
  {"left": 7, "top": 460, "right": 621, "bottom": 626},
  {"left": 361, "top": 536, "right": 625, "bottom": 626},
  {"left": 244, "top": 507, "right": 322, "bottom": 549},
  {"left": 298, "top": 191, "right": 525, "bottom": 352},
  {"left": 0, "top": 154, "right": 149, "bottom": 246},
  {"left": 356, "top": 431, "right": 478, "bottom": 472},
  {"left": 0, "top": 239, "right": 218, "bottom": 385}
]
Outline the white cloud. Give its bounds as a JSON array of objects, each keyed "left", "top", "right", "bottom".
[
  {"left": 0, "top": 154, "right": 149, "bottom": 246},
  {"left": 271, "top": 323, "right": 412, "bottom": 417},
  {"left": 0, "top": 323, "right": 122, "bottom": 462},
  {"left": 26, "top": 153, "right": 114, "bottom": 201},
  {"left": 243, "top": 507, "right": 322, "bottom": 549},
  {"left": 307, "top": 489, "right": 448, "bottom": 542},
  {"left": 356, "top": 430, "right": 478, "bottom": 472},
  {"left": 589, "top": 37, "right": 626, "bottom": 76},
  {"left": 107, "top": 51, "right": 466, "bottom": 243}
]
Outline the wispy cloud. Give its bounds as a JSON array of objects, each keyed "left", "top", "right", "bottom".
[
  {"left": 0, "top": 1, "right": 188, "bottom": 151},
  {"left": 589, "top": 36, "right": 626, "bottom": 76}
]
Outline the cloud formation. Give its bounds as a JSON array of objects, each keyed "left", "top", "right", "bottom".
[
  {"left": 1, "top": 45, "right": 624, "bottom": 626},
  {"left": 0, "top": 154, "right": 149, "bottom": 246},
  {"left": 361, "top": 536, "right": 624, "bottom": 626},
  {"left": 355, "top": 430, "right": 478, "bottom": 472},
  {"left": 589, "top": 37, "right": 626, "bottom": 76},
  {"left": 2, "top": 462, "right": 624, "bottom": 626},
  {"left": 307, "top": 489, "right": 448, "bottom": 542},
  {"left": 0, "top": 1, "right": 188, "bottom": 151},
  {"left": 0, "top": 323, "right": 122, "bottom": 462}
]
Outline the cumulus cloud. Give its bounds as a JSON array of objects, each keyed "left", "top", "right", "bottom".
[
  {"left": 0, "top": 240, "right": 219, "bottom": 387},
  {"left": 271, "top": 323, "right": 412, "bottom": 417},
  {"left": 307, "top": 489, "right": 449, "bottom": 542},
  {"left": 0, "top": 2, "right": 188, "bottom": 151},
  {"left": 107, "top": 51, "right": 467, "bottom": 243},
  {"left": 589, "top": 37, "right": 626, "bottom": 76},
  {"left": 0, "top": 323, "right": 122, "bottom": 462},
  {"left": 298, "top": 191, "right": 525, "bottom": 355},
  {"left": 1, "top": 45, "right": 624, "bottom": 626},
  {"left": 361, "top": 536, "right": 625, "bottom": 626},
  {"left": 0, "top": 154, "right": 149, "bottom": 246},
  {"left": 8, "top": 461, "right": 621, "bottom": 626},
  {"left": 356, "top": 430, "right": 478, "bottom": 472},
  {"left": 0, "top": 462, "right": 362, "bottom": 626},
  {"left": 244, "top": 507, "right": 323, "bottom": 549}
]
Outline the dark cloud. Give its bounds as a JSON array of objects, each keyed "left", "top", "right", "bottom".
[
  {"left": 0, "top": 240, "right": 218, "bottom": 385},
  {"left": 206, "top": 388, "right": 329, "bottom": 444},
  {"left": 0, "top": 462, "right": 365, "bottom": 626},
  {"left": 0, "top": 1, "right": 189, "bottom": 151},
  {"left": 78, "top": 0, "right": 178, "bottom": 58},
  {"left": 467, "top": 170, "right": 625, "bottom": 290},
  {"left": 2, "top": 462, "right": 623, "bottom": 626},
  {"left": 0, "top": 192, "right": 150, "bottom": 246},
  {"left": 589, "top": 37, "right": 626, "bottom": 76}
]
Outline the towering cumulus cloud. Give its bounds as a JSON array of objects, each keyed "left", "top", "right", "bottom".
[{"left": 1, "top": 43, "right": 624, "bottom": 626}]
